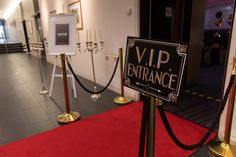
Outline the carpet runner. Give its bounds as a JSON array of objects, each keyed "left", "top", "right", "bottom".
[{"left": 0, "top": 101, "right": 216, "bottom": 157}]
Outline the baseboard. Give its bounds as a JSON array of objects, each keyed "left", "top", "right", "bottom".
[
  {"left": 218, "top": 132, "right": 236, "bottom": 143},
  {"left": 230, "top": 128, "right": 236, "bottom": 142},
  {"left": 231, "top": 135, "right": 236, "bottom": 143}
]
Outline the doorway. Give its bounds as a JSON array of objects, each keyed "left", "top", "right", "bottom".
[
  {"left": 139, "top": 0, "right": 235, "bottom": 127},
  {"left": 198, "top": 2, "right": 234, "bottom": 99}
]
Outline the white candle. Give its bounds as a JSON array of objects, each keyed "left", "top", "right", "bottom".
[
  {"left": 86, "top": 30, "right": 88, "bottom": 41},
  {"left": 36, "top": 30, "right": 40, "bottom": 42},
  {"left": 89, "top": 29, "right": 91, "bottom": 41},
  {"left": 99, "top": 31, "right": 102, "bottom": 41},
  {"left": 94, "top": 30, "right": 97, "bottom": 42}
]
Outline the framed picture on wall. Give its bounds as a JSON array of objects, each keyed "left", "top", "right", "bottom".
[{"left": 68, "top": 1, "right": 83, "bottom": 30}]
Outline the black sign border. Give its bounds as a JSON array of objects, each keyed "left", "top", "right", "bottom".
[{"left": 123, "top": 36, "right": 187, "bottom": 102}]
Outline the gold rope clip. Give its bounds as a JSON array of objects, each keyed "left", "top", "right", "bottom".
[{"left": 156, "top": 98, "right": 163, "bottom": 106}]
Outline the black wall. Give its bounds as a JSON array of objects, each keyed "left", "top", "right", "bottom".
[
  {"left": 140, "top": 0, "right": 192, "bottom": 42},
  {"left": 139, "top": 0, "right": 193, "bottom": 102}
]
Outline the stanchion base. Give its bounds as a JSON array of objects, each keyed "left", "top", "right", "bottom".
[
  {"left": 113, "top": 96, "right": 132, "bottom": 105},
  {"left": 91, "top": 94, "right": 101, "bottom": 101},
  {"left": 208, "top": 139, "right": 236, "bottom": 157},
  {"left": 40, "top": 89, "right": 49, "bottom": 95},
  {"left": 57, "top": 112, "right": 80, "bottom": 124}
]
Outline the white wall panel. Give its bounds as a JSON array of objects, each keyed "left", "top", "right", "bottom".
[
  {"left": 38, "top": 0, "right": 139, "bottom": 98},
  {"left": 218, "top": 9, "right": 236, "bottom": 142}
]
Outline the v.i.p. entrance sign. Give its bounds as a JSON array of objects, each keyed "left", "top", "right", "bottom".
[{"left": 124, "top": 37, "right": 188, "bottom": 103}]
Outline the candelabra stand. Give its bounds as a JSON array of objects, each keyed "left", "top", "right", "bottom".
[
  {"left": 77, "top": 40, "right": 104, "bottom": 101},
  {"left": 77, "top": 41, "right": 104, "bottom": 53},
  {"left": 30, "top": 42, "right": 49, "bottom": 95}
]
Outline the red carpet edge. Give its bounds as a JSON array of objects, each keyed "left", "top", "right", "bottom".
[{"left": 0, "top": 101, "right": 216, "bottom": 157}]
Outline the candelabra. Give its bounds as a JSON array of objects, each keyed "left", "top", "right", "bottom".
[
  {"left": 77, "top": 40, "right": 104, "bottom": 54},
  {"left": 30, "top": 42, "right": 49, "bottom": 95},
  {"left": 77, "top": 30, "right": 104, "bottom": 101}
]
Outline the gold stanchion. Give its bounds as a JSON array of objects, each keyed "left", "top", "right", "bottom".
[
  {"left": 57, "top": 53, "right": 80, "bottom": 124},
  {"left": 114, "top": 48, "right": 132, "bottom": 104},
  {"left": 208, "top": 57, "right": 236, "bottom": 157}
]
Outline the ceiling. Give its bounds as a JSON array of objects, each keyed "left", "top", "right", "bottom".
[
  {"left": 207, "top": 0, "right": 233, "bottom": 8},
  {"left": 0, "top": 0, "right": 234, "bottom": 19},
  {"left": 0, "top": 0, "right": 16, "bottom": 18}
]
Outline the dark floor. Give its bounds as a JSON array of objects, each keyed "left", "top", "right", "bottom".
[
  {"left": 0, "top": 53, "right": 217, "bottom": 156},
  {"left": 163, "top": 64, "right": 225, "bottom": 129}
]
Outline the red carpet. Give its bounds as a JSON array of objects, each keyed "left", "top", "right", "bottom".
[{"left": 0, "top": 101, "right": 216, "bottom": 157}]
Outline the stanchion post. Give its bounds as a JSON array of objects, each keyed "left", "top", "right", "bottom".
[
  {"left": 120, "top": 47, "right": 125, "bottom": 97},
  {"left": 224, "top": 57, "right": 236, "bottom": 145},
  {"left": 208, "top": 57, "right": 236, "bottom": 157},
  {"left": 57, "top": 53, "right": 80, "bottom": 124},
  {"left": 114, "top": 48, "right": 132, "bottom": 104},
  {"left": 62, "top": 53, "right": 70, "bottom": 114},
  {"left": 138, "top": 98, "right": 149, "bottom": 157},
  {"left": 138, "top": 95, "right": 158, "bottom": 157}
]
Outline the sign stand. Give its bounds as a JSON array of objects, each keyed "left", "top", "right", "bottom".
[
  {"left": 123, "top": 37, "right": 188, "bottom": 157},
  {"left": 47, "top": 14, "right": 78, "bottom": 98},
  {"left": 138, "top": 95, "right": 159, "bottom": 157},
  {"left": 49, "top": 55, "right": 77, "bottom": 98},
  {"left": 147, "top": 96, "right": 156, "bottom": 156}
]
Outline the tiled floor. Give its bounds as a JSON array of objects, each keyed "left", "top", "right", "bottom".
[
  {"left": 0, "top": 53, "right": 215, "bottom": 156},
  {"left": 0, "top": 53, "right": 119, "bottom": 144}
]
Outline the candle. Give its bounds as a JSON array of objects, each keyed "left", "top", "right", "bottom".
[
  {"left": 99, "top": 31, "right": 102, "bottom": 41},
  {"left": 77, "top": 30, "right": 80, "bottom": 42},
  {"left": 86, "top": 30, "right": 88, "bottom": 41},
  {"left": 94, "top": 30, "right": 97, "bottom": 42},
  {"left": 234, "top": 49, "right": 236, "bottom": 64},
  {"left": 89, "top": 29, "right": 91, "bottom": 41},
  {"left": 36, "top": 30, "right": 40, "bottom": 42}
]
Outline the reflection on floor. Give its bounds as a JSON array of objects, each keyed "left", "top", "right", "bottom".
[
  {"left": 0, "top": 53, "right": 217, "bottom": 156},
  {"left": 164, "top": 64, "right": 225, "bottom": 128},
  {"left": 188, "top": 64, "right": 225, "bottom": 99}
]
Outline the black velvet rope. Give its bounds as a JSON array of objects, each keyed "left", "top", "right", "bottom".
[
  {"left": 157, "top": 74, "right": 235, "bottom": 150},
  {"left": 67, "top": 57, "right": 119, "bottom": 94}
]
